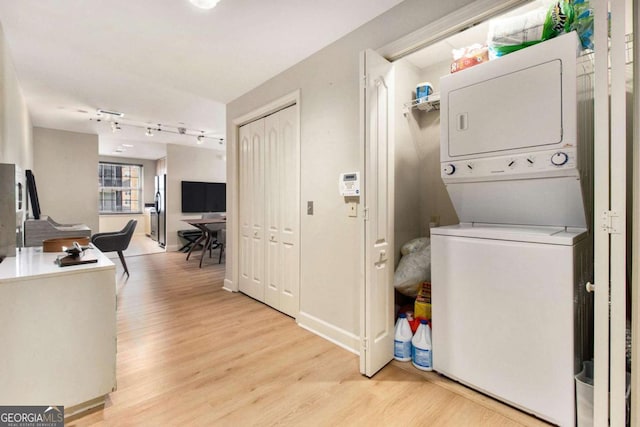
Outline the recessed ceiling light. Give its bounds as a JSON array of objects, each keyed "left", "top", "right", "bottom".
[
  {"left": 189, "top": 0, "right": 220, "bottom": 9},
  {"left": 122, "top": 144, "right": 134, "bottom": 148}
]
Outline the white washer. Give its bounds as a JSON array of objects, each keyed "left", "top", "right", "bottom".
[{"left": 431, "top": 223, "right": 589, "bottom": 426}]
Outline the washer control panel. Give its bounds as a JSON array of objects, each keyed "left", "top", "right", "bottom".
[{"left": 441, "top": 148, "right": 578, "bottom": 183}]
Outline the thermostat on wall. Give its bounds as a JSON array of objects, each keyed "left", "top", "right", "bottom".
[{"left": 339, "top": 172, "right": 360, "bottom": 196}]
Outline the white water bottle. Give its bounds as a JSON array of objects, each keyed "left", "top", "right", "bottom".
[
  {"left": 411, "top": 319, "right": 433, "bottom": 371},
  {"left": 393, "top": 313, "right": 413, "bottom": 362}
]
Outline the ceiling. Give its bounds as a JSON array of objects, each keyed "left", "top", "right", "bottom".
[{"left": 0, "top": 0, "right": 404, "bottom": 159}]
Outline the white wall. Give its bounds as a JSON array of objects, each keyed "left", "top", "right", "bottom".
[
  {"left": 417, "top": 60, "right": 459, "bottom": 233},
  {"left": 99, "top": 214, "right": 145, "bottom": 235},
  {"left": 0, "top": 23, "right": 32, "bottom": 169},
  {"left": 392, "top": 58, "right": 458, "bottom": 262},
  {"left": 165, "top": 144, "right": 225, "bottom": 250},
  {"left": 226, "top": 0, "right": 478, "bottom": 350},
  {"left": 33, "top": 128, "right": 99, "bottom": 234}
]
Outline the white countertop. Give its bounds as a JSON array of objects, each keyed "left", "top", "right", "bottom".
[{"left": 0, "top": 247, "right": 115, "bottom": 283}]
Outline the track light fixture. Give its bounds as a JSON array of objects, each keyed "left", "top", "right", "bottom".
[{"left": 89, "top": 112, "right": 225, "bottom": 144}]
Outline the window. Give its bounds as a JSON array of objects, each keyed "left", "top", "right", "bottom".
[{"left": 98, "top": 162, "right": 143, "bottom": 214}]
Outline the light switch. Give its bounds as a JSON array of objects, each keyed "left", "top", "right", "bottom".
[
  {"left": 348, "top": 202, "right": 357, "bottom": 217},
  {"left": 307, "top": 201, "right": 314, "bottom": 215}
]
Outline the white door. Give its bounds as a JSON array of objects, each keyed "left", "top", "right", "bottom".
[
  {"left": 265, "top": 105, "right": 300, "bottom": 317},
  {"left": 238, "top": 105, "right": 300, "bottom": 317},
  {"left": 361, "top": 49, "right": 395, "bottom": 377},
  {"left": 593, "top": 0, "right": 631, "bottom": 424},
  {"left": 239, "top": 119, "right": 266, "bottom": 301},
  {"left": 238, "top": 124, "right": 252, "bottom": 291}
]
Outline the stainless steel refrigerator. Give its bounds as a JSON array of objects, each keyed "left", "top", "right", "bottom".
[{"left": 154, "top": 174, "right": 166, "bottom": 248}]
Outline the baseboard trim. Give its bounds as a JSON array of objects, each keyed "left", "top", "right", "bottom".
[
  {"left": 64, "top": 395, "right": 106, "bottom": 419},
  {"left": 222, "top": 279, "right": 235, "bottom": 292},
  {"left": 297, "top": 311, "right": 360, "bottom": 355},
  {"left": 165, "top": 244, "right": 179, "bottom": 252}
]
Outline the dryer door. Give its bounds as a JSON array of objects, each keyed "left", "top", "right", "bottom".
[{"left": 446, "top": 59, "right": 563, "bottom": 158}]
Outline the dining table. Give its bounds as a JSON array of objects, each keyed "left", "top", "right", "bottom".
[{"left": 182, "top": 217, "right": 226, "bottom": 268}]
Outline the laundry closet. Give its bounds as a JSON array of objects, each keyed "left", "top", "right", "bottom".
[{"left": 360, "top": 0, "right": 635, "bottom": 425}]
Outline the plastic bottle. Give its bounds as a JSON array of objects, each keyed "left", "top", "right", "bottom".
[
  {"left": 411, "top": 319, "right": 433, "bottom": 371},
  {"left": 393, "top": 313, "right": 413, "bottom": 362}
]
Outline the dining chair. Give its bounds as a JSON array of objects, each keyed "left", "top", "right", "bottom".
[
  {"left": 91, "top": 219, "right": 137, "bottom": 276},
  {"left": 202, "top": 213, "right": 225, "bottom": 264}
]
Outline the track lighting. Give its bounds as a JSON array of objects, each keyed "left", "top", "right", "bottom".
[{"left": 89, "top": 112, "right": 224, "bottom": 144}]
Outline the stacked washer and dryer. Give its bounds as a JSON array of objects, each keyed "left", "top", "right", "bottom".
[{"left": 431, "top": 32, "right": 593, "bottom": 426}]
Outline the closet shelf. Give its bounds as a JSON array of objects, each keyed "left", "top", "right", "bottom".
[{"left": 404, "top": 93, "right": 440, "bottom": 114}]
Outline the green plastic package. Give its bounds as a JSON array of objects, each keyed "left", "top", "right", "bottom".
[{"left": 541, "top": 1, "right": 576, "bottom": 40}]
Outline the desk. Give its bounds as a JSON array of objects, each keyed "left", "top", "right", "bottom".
[{"left": 182, "top": 218, "right": 226, "bottom": 267}]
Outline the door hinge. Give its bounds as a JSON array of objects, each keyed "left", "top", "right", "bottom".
[
  {"left": 363, "top": 207, "right": 369, "bottom": 221},
  {"left": 601, "top": 210, "right": 621, "bottom": 234},
  {"left": 362, "top": 74, "right": 368, "bottom": 90},
  {"left": 362, "top": 337, "right": 369, "bottom": 351}
]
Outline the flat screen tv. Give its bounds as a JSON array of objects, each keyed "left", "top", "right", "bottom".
[
  {"left": 25, "top": 170, "right": 41, "bottom": 220},
  {"left": 181, "top": 181, "right": 226, "bottom": 213}
]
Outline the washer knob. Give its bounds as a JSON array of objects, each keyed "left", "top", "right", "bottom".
[
  {"left": 443, "top": 164, "right": 456, "bottom": 175},
  {"left": 551, "top": 152, "right": 569, "bottom": 166}
]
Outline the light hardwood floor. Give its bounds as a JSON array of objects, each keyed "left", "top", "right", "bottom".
[{"left": 68, "top": 252, "right": 549, "bottom": 426}]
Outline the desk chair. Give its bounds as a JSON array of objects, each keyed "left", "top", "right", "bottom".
[
  {"left": 203, "top": 213, "right": 225, "bottom": 264},
  {"left": 91, "top": 220, "right": 137, "bottom": 276}
]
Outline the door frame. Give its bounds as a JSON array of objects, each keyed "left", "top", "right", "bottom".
[{"left": 226, "top": 90, "right": 301, "bottom": 303}]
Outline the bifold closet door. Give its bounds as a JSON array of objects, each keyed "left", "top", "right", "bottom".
[
  {"left": 264, "top": 105, "right": 299, "bottom": 317},
  {"left": 238, "top": 105, "right": 299, "bottom": 317},
  {"left": 238, "top": 119, "right": 265, "bottom": 301}
]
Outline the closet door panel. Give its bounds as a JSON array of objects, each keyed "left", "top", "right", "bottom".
[
  {"left": 238, "top": 124, "right": 252, "bottom": 290},
  {"left": 250, "top": 120, "right": 265, "bottom": 300},
  {"left": 277, "top": 105, "right": 299, "bottom": 317},
  {"left": 265, "top": 114, "right": 281, "bottom": 309}
]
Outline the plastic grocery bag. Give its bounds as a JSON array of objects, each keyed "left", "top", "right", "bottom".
[
  {"left": 400, "top": 237, "right": 430, "bottom": 256},
  {"left": 394, "top": 238, "right": 431, "bottom": 297}
]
